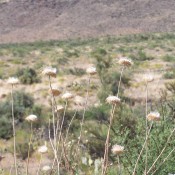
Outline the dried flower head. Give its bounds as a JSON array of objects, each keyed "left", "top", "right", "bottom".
[
  {"left": 106, "top": 96, "right": 121, "bottom": 105},
  {"left": 74, "top": 96, "right": 85, "bottom": 106},
  {"left": 42, "top": 165, "right": 51, "bottom": 172},
  {"left": 143, "top": 74, "right": 154, "bottom": 83},
  {"left": 62, "top": 92, "right": 74, "bottom": 100},
  {"left": 7, "top": 77, "right": 20, "bottom": 85},
  {"left": 55, "top": 105, "right": 64, "bottom": 113},
  {"left": 111, "top": 144, "right": 124, "bottom": 155},
  {"left": 118, "top": 57, "right": 133, "bottom": 67},
  {"left": 49, "top": 87, "right": 61, "bottom": 96},
  {"left": 25, "top": 114, "right": 38, "bottom": 122},
  {"left": 86, "top": 66, "right": 97, "bottom": 75},
  {"left": 146, "top": 111, "right": 160, "bottom": 121},
  {"left": 42, "top": 67, "right": 57, "bottom": 78},
  {"left": 38, "top": 145, "right": 48, "bottom": 154}
]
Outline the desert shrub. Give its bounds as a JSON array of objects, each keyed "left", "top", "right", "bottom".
[
  {"left": 15, "top": 67, "right": 40, "bottom": 84},
  {"left": 64, "top": 49, "right": 79, "bottom": 57},
  {"left": 0, "top": 91, "right": 42, "bottom": 126},
  {"left": 65, "top": 68, "right": 86, "bottom": 76},
  {"left": 85, "top": 105, "right": 110, "bottom": 121},
  {"left": 163, "top": 71, "right": 175, "bottom": 79},
  {"left": 92, "top": 48, "right": 112, "bottom": 84},
  {"left": 165, "top": 81, "right": 175, "bottom": 94},
  {"left": 97, "top": 71, "right": 131, "bottom": 102},
  {"left": 0, "top": 117, "right": 13, "bottom": 139},
  {"left": 130, "top": 50, "right": 154, "bottom": 61},
  {"left": 162, "top": 54, "right": 175, "bottom": 62},
  {"left": 16, "top": 142, "right": 34, "bottom": 160}
]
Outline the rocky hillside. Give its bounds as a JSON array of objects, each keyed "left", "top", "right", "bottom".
[{"left": 0, "top": 0, "right": 175, "bottom": 43}]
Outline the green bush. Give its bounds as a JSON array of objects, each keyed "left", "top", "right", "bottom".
[
  {"left": 0, "top": 91, "right": 43, "bottom": 139},
  {"left": 0, "top": 117, "right": 12, "bottom": 139},
  {"left": 163, "top": 71, "right": 175, "bottom": 79},
  {"left": 16, "top": 142, "right": 34, "bottom": 160},
  {"left": 130, "top": 50, "right": 154, "bottom": 61},
  {"left": 162, "top": 54, "right": 175, "bottom": 62},
  {"left": 15, "top": 68, "right": 40, "bottom": 84},
  {"left": 65, "top": 68, "right": 86, "bottom": 76}
]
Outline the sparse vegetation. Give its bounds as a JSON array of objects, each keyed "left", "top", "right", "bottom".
[
  {"left": 0, "top": 33, "right": 175, "bottom": 174},
  {"left": 15, "top": 68, "right": 40, "bottom": 84}
]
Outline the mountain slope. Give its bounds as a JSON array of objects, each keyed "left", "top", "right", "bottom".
[{"left": 0, "top": 0, "right": 175, "bottom": 43}]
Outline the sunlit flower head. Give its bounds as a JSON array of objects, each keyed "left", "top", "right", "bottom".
[
  {"left": 62, "top": 92, "right": 74, "bottom": 100},
  {"left": 49, "top": 87, "right": 61, "bottom": 96},
  {"left": 25, "top": 114, "right": 38, "bottom": 122},
  {"left": 38, "top": 145, "right": 48, "bottom": 154},
  {"left": 146, "top": 111, "right": 160, "bottom": 121},
  {"left": 7, "top": 77, "right": 20, "bottom": 85},
  {"left": 106, "top": 96, "right": 121, "bottom": 105},
  {"left": 42, "top": 165, "right": 51, "bottom": 172},
  {"left": 42, "top": 67, "right": 57, "bottom": 78},
  {"left": 86, "top": 66, "right": 97, "bottom": 75},
  {"left": 55, "top": 105, "right": 64, "bottom": 113},
  {"left": 143, "top": 74, "right": 154, "bottom": 83},
  {"left": 111, "top": 144, "right": 124, "bottom": 155},
  {"left": 118, "top": 57, "right": 133, "bottom": 67}
]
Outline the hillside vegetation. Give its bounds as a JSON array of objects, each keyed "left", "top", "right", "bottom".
[
  {"left": 0, "top": 33, "right": 175, "bottom": 174},
  {"left": 0, "top": 0, "right": 175, "bottom": 43}
]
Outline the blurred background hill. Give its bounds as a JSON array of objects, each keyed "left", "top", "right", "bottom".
[{"left": 0, "top": 0, "right": 175, "bottom": 43}]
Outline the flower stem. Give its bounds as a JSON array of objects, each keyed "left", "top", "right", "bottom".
[
  {"left": 117, "top": 66, "right": 124, "bottom": 97},
  {"left": 77, "top": 75, "right": 91, "bottom": 147},
  {"left": 117, "top": 155, "right": 121, "bottom": 175},
  {"left": 102, "top": 104, "right": 116, "bottom": 175},
  {"left": 26, "top": 122, "right": 33, "bottom": 175},
  {"left": 132, "top": 122, "right": 153, "bottom": 175},
  {"left": 145, "top": 83, "right": 148, "bottom": 174},
  {"left": 37, "top": 154, "right": 42, "bottom": 175},
  {"left": 11, "top": 85, "right": 18, "bottom": 175}
]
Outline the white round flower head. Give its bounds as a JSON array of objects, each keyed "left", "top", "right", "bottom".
[
  {"left": 42, "top": 165, "right": 51, "bottom": 172},
  {"left": 86, "top": 66, "right": 97, "bottom": 75},
  {"left": 74, "top": 96, "right": 85, "bottom": 106},
  {"left": 106, "top": 96, "right": 121, "bottom": 105},
  {"left": 42, "top": 67, "right": 57, "bottom": 78},
  {"left": 25, "top": 114, "right": 38, "bottom": 122},
  {"left": 49, "top": 87, "right": 61, "bottom": 96},
  {"left": 55, "top": 105, "right": 64, "bottom": 113},
  {"left": 143, "top": 74, "right": 154, "bottom": 83},
  {"left": 38, "top": 145, "right": 48, "bottom": 154},
  {"left": 118, "top": 57, "right": 133, "bottom": 67},
  {"left": 7, "top": 77, "right": 20, "bottom": 85},
  {"left": 111, "top": 144, "right": 124, "bottom": 155},
  {"left": 146, "top": 111, "right": 160, "bottom": 121},
  {"left": 62, "top": 92, "right": 74, "bottom": 100}
]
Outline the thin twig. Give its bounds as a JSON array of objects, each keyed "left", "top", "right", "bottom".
[
  {"left": 151, "top": 147, "right": 175, "bottom": 175},
  {"left": 132, "top": 122, "right": 153, "bottom": 175},
  {"left": 57, "top": 100, "right": 68, "bottom": 144},
  {"left": 147, "top": 127, "right": 175, "bottom": 174},
  {"left": 102, "top": 104, "right": 116, "bottom": 175},
  {"left": 65, "top": 110, "right": 77, "bottom": 143}
]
